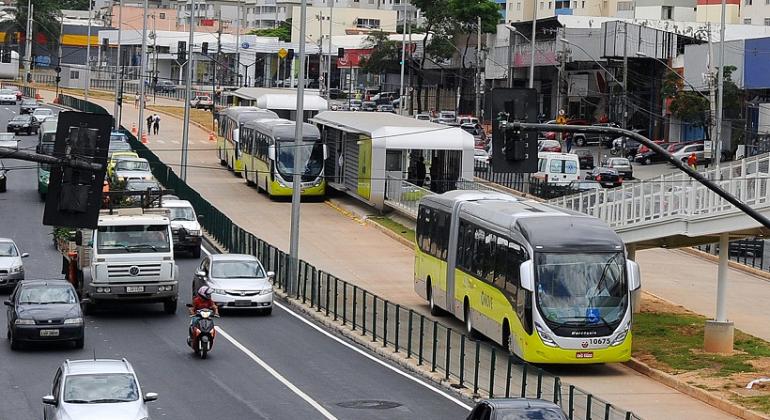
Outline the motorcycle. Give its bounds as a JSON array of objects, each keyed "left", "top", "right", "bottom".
[{"left": 186, "top": 304, "right": 218, "bottom": 359}]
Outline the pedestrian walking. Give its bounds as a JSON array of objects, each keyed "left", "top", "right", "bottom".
[
  {"left": 134, "top": 93, "right": 140, "bottom": 108},
  {"left": 146, "top": 115, "right": 153, "bottom": 135},
  {"left": 153, "top": 114, "right": 160, "bottom": 135},
  {"left": 687, "top": 152, "right": 698, "bottom": 171}
]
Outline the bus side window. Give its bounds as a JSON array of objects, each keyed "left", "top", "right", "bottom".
[
  {"left": 417, "top": 206, "right": 431, "bottom": 254},
  {"left": 483, "top": 233, "right": 496, "bottom": 284},
  {"left": 473, "top": 227, "right": 486, "bottom": 279},
  {"left": 437, "top": 211, "right": 450, "bottom": 260},
  {"left": 493, "top": 237, "right": 508, "bottom": 289}
]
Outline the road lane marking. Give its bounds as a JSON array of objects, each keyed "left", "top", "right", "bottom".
[
  {"left": 201, "top": 245, "right": 472, "bottom": 410},
  {"left": 215, "top": 326, "right": 338, "bottom": 420}
]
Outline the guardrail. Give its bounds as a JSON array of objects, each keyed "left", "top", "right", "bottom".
[{"left": 60, "top": 94, "right": 642, "bottom": 420}]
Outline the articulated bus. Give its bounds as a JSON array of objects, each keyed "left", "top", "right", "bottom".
[
  {"left": 36, "top": 120, "right": 58, "bottom": 200},
  {"left": 414, "top": 190, "right": 641, "bottom": 364},
  {"left": 217, "top": 107, "right": 279, "bottom": 174},
  {"left": 240, "top": 118, "right": 326, "bottom": 197}
]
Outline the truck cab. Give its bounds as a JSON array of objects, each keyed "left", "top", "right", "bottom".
[{"left": 162, "top": 199, "right": 203, "bottom": 258}]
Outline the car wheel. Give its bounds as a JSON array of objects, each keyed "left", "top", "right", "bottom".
[
  {"left": 163, "top": 298, "right": 177, "bottom": 315},
  {"left": 9, "top": 334, "right": 20, "bottom": 350},
  {"left": 644, "top": 157, "right": 651, "bottom": 165},
  {"left": 0, "top": 179, "right": 6, "bottom": 193},
  {"left": 262, "top": 307, "right": 273, "bottom": 316},
  {"left": 575, "top": 137, "right": 586, "bottom": 147},
  {"left": 73, "top": 337, "right": 84, "bottom": 349}
]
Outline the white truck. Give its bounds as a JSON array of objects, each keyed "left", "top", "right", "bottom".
[{"left": 58, "top": 207, "right": 179, "bottom": 315}]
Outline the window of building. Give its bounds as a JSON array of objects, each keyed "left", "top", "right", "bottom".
[
  {"left": 355, "top": 18, "right": 381, "bottom": 29},
  {"left": 159, "top": 12, "right": 166, "bottom": 19},
  {"left": 548, "top": 1, "right": 552, "bottom": 8},
  {"left": 70, "top": 70, "right": 79, "bottom": 79},
  {"left": 662, "top": 5, "right": 673, "bottom": 19},
  {"left": 745, "top": 0, "right": 752, "bottom": 5},
  {"left": 540, "top": 2, "right": 544, "bottom": 9},
  {"left": 745, "top": 18, "right": 752, "bottom": 24},
  {"left": 572, "top": 1, "right": 577, "bottom": 7},
  {"left": 516, "top": 2, "right": 521, "bottom": 10},
  {"left": 765, "top": 17, "right": 770, "bottom": 25}
]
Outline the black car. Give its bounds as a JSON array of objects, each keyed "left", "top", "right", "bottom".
[
  {"left": 586, "top": 166, "right": 623, "bottom": 188},
  {"left": 362, "top": 101, "right": 377, "bottom": 112},
  {"left": 573, "top": 149, "right": 594, "bottom": 169},
  {"left": 7, "top": 114, "right": 39, "bottom": 134},
  {"left": 635, "top": 149, "right": 667, "bottom": 165},
  {"left": 467, "top": 398, "right": 568, "bottom": 420},
  {"left": 124, "top": 179, "right": 161, "bottom": 205},
  {"left": 572, "top": 122, "right": 619, "bottom": 147},
  {"left": 19, "top": 99, "right": 38, "bottom": 114},
  {"left": 5, "top": 280, "right": 85, "bottom": 350},
  {"left": 154, "top": 80, "right": 177, "bottom": 93},
  {"left": 568, "top": 179, "right": 602, "bottom": 193},
  {"left": 0, "top": 160, "right": 6, "bottom": 193}
]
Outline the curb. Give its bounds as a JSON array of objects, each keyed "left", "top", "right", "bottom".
[
  {"left": 623, "top": 358, "right": 768, "bottom": 420},
  {"left": 324, "top": 199, "right": 415, "bottom": 249},
  {"left": 677, "top": 247, "right": 770, "bottom": 283}
]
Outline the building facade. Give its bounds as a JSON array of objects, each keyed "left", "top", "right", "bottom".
[{"left": 290, "top": 5, "right": 398, "bottom": 43}]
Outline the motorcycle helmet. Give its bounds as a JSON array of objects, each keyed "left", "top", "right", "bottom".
[{"left": 197, "top": 285, "right": 213, "bottom": 299}]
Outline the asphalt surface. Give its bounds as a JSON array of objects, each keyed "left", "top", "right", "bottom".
[{"left": 0, "top": 103, "right": 472, "bottom": 420}]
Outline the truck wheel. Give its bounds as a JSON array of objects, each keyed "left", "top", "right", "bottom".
[
  {"left": 163, "top": 298, "right": 177, "bottom": 315},
  {"left": 575, "top": 136, "right": 586, "bottom": 147},
  {"left": 82, "top": 301, "right": 94, "bottom": 316},
  {"left": 191, "top": 246, "right": 201, "bottom": 259}
]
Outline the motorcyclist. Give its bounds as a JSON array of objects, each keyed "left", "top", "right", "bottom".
[{"left": 189, "top": 286, "right": 219, "bottom": 335}]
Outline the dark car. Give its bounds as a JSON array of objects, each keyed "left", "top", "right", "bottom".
[
  {"left": 19, "top": 99, "right": 38, "bottom": 114},
  {"left": 467, "top": 398, "right": 568, "bottom": 420},
  {"left": 5, "top": 280, "right": 85, "bottom": 350},
  {"left": 635, "top": 149, "right": 667, "bottom": 165},
  {"left": 538, "top": 140, "right": 562, "bottom": 153},
  {"left": 586, "top": 166, "right": 623, "bottom": 188},
  {"left": 573, "top": 122, "right": 620, "bottom": 147},
  {"left": 154, "top": 80, "right": 177, "bottom": 93},
  {"left": 7, "top": 114, "right": 40, "bottom": 135},
  {"left": 569, "top": 179, "right": 602, "bottom": 193},
  {"left": 327, "top": 88, "right": 344, "bottom": 99},
  {"left": 604, "top": 157, "right": 633, "bottom": 179},
  {"left": 573, "top": 149, "right": 594, "bottom": 169},
  {"left": 361, "top": 101, "right": 377, "bottom": 112}
]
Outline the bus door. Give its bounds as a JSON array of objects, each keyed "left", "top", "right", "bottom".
[{"left": 444, "top": 202, "right": 463, "bottom": 316}]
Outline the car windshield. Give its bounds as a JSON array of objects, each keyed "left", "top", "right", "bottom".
[
  {"left": 127, "top": 181, "right": 159, "bottom": 191},
  {"left": 18, "top": 286, "right": 77, "bottom": 304},
  {"left": 109, "top": 141, "right": 132, "bottom": 154},
  {"left": 11, "top": 116, "right": 30, "bottom": 122},
  {"left": 96, "top": 225, "right": 171, "bottom": 254},
  {"left": 110, "top": 134, "right": 127, "bottom": 142},
  {"left": 0, "top": 242, "right": 18, "bottom": 256},
  {"left": 496, "top": 407, "right": 567, "bottom": 420},
  {"left": 63, "top": 374, "right": 139, "bottom": 404},
  {"left": 212, "top": 260, "right": 265, "bottom": 279},
  {"left": 535, "top": 252, "right": 627, "bottom": 327},
  {"left": 21, "top": 100, "right": 35, "bottom": 105},
  {"left": 116, "top": 160, "right": 149, "bottom": 171},
  {"left": 34, "top": 109, "right": 52, "bottom": 114},
  {"left": 168, "top": 206, "right": 195, "bottom": 221},
  {"left": 609, "top": 158, "right": 629, "bottom": 166},
  {"left": 276, "top": 138, "right": 324, "bottom": 181}
]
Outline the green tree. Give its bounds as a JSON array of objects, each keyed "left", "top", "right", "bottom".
[
  {"left": 410, "top": 0, "right": 453, "bottom": 112},
  {"left": 248, "top": 20, "right": 291, "bottom": 42},
  {"left": 9, "top": 0, "right": 88, "bottom": 50},
  {"left": 359, "top": 31, "right": 401, "bottom": 76}
]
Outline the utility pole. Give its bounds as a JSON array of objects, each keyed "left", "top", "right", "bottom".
[
  {"left": 289, "top": 0, "right": 309, "bottom": 296},
  {"left": 475, "top": 15, "right": 481, "bottom": 118},
  {"left": 181, "top": 0, "right": 195, "bottom": 182},
  {"left": 558, "top": 28, "right": 567, "bottom": 115},
  {"left": 398, "top": 2, "right": 407, "bottom": 115},
  {"left": 235, "top": 0, "right": 241, "bottom": 86},
  {"left": 113, "top": 0, "right": 124, "bottom": 127},
  {"left": 506, "top": 28, "right": 514, "bottom": 88},
  {"left": 715, "top": 0, "right": 727, "bottom": 174},
  {"left": 24, "top": 0, "right": 32, "bottom": 84},
  {"left": 707, "top": 23, "right": 717, "bottom": 165},
  {"left": 317, "top": 12, "right": 324, "bottom": 94},
  {"left": 529, "top": 2, "right": 537, "bottom": 89},
  {"left": 151, "top": 14, "right": 157, "bottom": 103},
  {"left": 622, "top": 22, "right": 629, "bottom": 129},
  {"left": 327, "top": 0, "right": 334, "bottom": 94},
  {"left": 85, "top": 0, "right": 93, "bottom": 102},
  {"left": 407, "top": 10, "right": 412, "bottom": 115},
  {"left": 57, "top": 17, "right": 63, "bottom": 97},
  {"left": 137, "top": 0, "right": 149, "bottom": 142}
]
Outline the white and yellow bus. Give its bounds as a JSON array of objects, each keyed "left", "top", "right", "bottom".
[
  {"left": 240, "top": 118, "right": 326, "bottom": 197},
  {"left": 414, "top": 190, "right": 641, "bottom": 364},
  {"left": 217, "top": 107, "right": 279, "bottom": 175}
]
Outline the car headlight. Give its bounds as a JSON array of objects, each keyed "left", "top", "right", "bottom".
[
  {"left": 64, "top": 317, "right": 83, "bottom": 325},
  {"left": 535, "top": 322, "right": 557, "bottom": 347},
  {"left": 15, "top": 319, "right": 34, "bottom": 325},
  {"left": 144, "top": 175, "right": 153, "bottom": 180},
  {"left": 212, "top": 289, "right": 226, "bottom": 295},
  {"left": 611, "top": 323, "right": 630, "bottom": 346},
  {"left": 22, "top": 124, "right": 29, "bottom": 127},
  {"left": 11, "top": 265, "right": 23, "bottom": 273},
  {"left": 187, "top": 230, "right": 201, "bottom": 236},
  {"left": 117, "top": 176, "right": 125, "bottom": 182},
  {"left": 260, "top": 288, "right": 273, "bottom": 295}
]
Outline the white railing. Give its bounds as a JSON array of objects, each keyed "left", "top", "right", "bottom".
[
  {"left": 384, "top": 176, "right": 498, "bottom": 219},
  {"left": 550, "top": 153, "right": 770, "bottom": 229}
]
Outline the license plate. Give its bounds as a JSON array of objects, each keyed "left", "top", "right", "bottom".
[
  {"left": 576, "top": 351, "right": 594, "bottom": 359},
  {"left": 40, "top": 329, "right": 60, "bottom": 337},
  {"left": 126, "top": 286, "right": 145, "bottom": 293},
  {"left": 234, "top": 300, "right": 251, "bottom": 307}
]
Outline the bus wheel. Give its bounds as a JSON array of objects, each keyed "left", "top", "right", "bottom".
[
  {"left": 464, "top": 299, "right": 476, "bottom": 338},
  {"left": 218, "top": 149, "right": 226, "bottom": 166},
  {"left": 502, "top": 320, "right": 512, "bottom": 352},
  {"left": 428, "top": 280, "right": 442, "bottom": 316},
  {"left": 245, "top": 168, "right": 254, "bottom": 186}
]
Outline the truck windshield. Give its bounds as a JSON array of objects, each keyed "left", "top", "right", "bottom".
[{"left": 96, "top": 225, "right": 171, "bottom": 254}]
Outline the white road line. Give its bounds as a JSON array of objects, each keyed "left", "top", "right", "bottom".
[
  {"left": 200, "top": 245, "right": 472, "bottom": 410},
  {"left": 215, "top": 327, "right": 338, "bottom": 420}
]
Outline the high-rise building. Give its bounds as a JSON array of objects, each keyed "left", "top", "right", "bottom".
[{"left": 696, "top": 0, "right": 740, "bottom": 24}]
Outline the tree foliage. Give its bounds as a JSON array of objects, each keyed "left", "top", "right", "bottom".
[
  {"left": 359, "top": 31, "right": 401, "bottom": 75},
  {"left": 663, "top": 65, "right": 742, "bottom": 123},
  {"left": 248, "top": 20, "right": 291, "bottom": 42},
  {"left": 9, "top": 0, "right": 88, "bottom": 46}
]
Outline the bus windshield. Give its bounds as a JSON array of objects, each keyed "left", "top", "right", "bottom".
[
  {"left": 535, "top": 252, "right": 627, "bottom": 328},
  {"left": 275, "top": 139, "right": 324, "bottom": 181}
]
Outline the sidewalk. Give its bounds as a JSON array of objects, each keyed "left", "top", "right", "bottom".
[{"left": 44, "top": 89, "right": 743, "bottom": 419}]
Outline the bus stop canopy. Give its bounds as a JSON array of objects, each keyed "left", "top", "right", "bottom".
[{"left": 256, "top": 93, "right": 328, "bottom": 111}]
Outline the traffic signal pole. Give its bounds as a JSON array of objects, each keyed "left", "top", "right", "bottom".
[{"left": 0, "top": 147, "right": 103, "bottom": 171}]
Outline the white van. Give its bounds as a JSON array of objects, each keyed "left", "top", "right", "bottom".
[{"left": 533, "top": 152, "right": 580, "bottom": 186}]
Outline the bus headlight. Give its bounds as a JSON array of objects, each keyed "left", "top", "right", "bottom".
[
  {"left": 611, "top": 323, "right": 630, "bottom": 346},
  {"left": 276, "top": 177, "right": 288, "bottom": 188},
  {"left": 535, "top": 322, "right": 557, "bottom": 347}
]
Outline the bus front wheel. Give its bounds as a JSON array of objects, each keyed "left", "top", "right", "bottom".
[{"left": 464, "top": 299, "right": 477, "bottom": 338}]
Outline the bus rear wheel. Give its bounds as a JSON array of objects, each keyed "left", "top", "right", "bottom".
[
  {"left": 427, "top": 280, "right": 442, "bottom": 316},
  {"left": 502, "top": 320, "right": 512, "bottom": 352},
  {"left": 464, "top": 300, "right": 477, "bottom": 338},
  {"left": 245, "top": 167, "right": 254, "bottom": 186}
]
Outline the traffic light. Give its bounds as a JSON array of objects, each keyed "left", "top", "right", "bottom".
[
  {"left": 286, "top": 48, "right": 294, "bottom": 61},
  {"left": 177, "top": 41, "right": 187, "bottom": 63},
  {"left": 201, "top": 42, "right": 209, "bottom": 55},
  {"left": 489, "top": 88, "right": 539, "bottom": 173},
  {"left": 43, "top": 112, "right": 112, "bottom": 229}
]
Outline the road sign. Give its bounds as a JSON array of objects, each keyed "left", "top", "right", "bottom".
[
  {"left": 556, "top": 112, "right": 567, "bottom": 125},
  {"left": 278, "top": 48, "right": 288, "bottom": 59},
  {"left": 241, "top": 42, "right": 250, "bottom": 50}
]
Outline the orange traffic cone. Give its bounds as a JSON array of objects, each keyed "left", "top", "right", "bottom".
[
  {"left": 131, "top": 123, "right": 137, "bottom": 136},
  {"left": 208, "top": 131, "right": 215, "bottom": 142},
  {"left": 141, "top": 133, "right": 148, "bottom": 144}
]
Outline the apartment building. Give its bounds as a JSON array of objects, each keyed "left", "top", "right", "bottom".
[{"left": 739, "top": 0, "right": 770, "bottom": 26}]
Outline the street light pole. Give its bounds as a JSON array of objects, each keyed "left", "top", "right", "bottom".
[
  {"left": 715, "top": 0, "right": 727, "bottom": 175},
  {"left": 24, "top": 0, "right": 32, "bottom": 84},
  {"left": 137, "top": 0, "right": 149, "bottom": 142},
  {"left": 113, "top": 0, "right": 124, "bottom": 127},
  {"left": 180, "top": 0, "right": 195, "bottom": 182},
  {"left": 475, "top": 15, "right": 481, "bottom": 118},
  {"left": 327, "top": 0, "right": 334, "bottom": 95},
  {"left": 85, "top": 0, "right": 93, "bottom": 102},
  {"left": 528, "top": 2, "right": 537, "bottom": 89},
  {"left": 288, "top": 0, "right": 309, "bottom": 296},
  {"left": 622, "top": 22, "right": 629, "bottom": 129},
  {"left": 398, "top": 1, "right": 406, "bottom": 116}
]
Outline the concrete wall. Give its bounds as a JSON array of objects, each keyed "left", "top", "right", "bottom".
[
  {"left": 291, "top": 6, "right": 397, "bottom": 44},
  {"left": 111, "top": 6, "right": 178, "bottom": 31},
  {"left": 683, "top": 39, "right": 745, "bottom": 90}
]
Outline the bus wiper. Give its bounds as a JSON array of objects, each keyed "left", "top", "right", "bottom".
[{"left": 559, "top": 316, "right": 611, "bottom": 328}]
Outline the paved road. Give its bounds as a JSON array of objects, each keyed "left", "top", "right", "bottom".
[{"left": 0, "top": 103, "right": 472, "bottom": 420}]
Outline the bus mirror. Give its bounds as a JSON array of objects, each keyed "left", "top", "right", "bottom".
[
  {"left": 268, "top": 145, "right": 275, "bottom": 161},
  {"left": 626, "top": 260, "right": 641, "bottom": 291},
  {"left": 519, "top": 260, "right": 534, "bottom": 292},
  {"left": 323, "top": 144, "right": 328, "bottom": 160}
]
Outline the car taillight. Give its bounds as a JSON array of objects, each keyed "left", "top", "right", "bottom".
[
  {"left": 619, "top": 178, "right": 623, "bottom": 184},
  {"left": 596, "top": 175, "right": 602, "bottom": 181}
]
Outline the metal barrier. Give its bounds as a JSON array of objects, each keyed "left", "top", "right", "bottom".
[{"left": 61, "top": 94, "right": 643, "bottom": 420}]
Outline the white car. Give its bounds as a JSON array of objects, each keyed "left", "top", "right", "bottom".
[
  {"left": 32, "top": 108, "right": 55, "bottom": 122},
  {"left": 193, "top": 253, "right": 274, "bottom": 315},
  {"left": 415, "top": 113, "right": 431, "bottom": 121},
  {"left": 0, "top": 238, "right": 28, "bottom": 291},
  {"left": 162, "top": 199, "right": 203, "bottom": 258},
  {"left": 0, "top": 132, "right": 17, "bottom": 149},
  {"left": 112, "top": 157, "right": 153, "bottom": 184},
  {"left": 0, "top": 89, "right": 16, "bottom": 104}
]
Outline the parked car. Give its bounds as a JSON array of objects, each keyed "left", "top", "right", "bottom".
[
  {"left": 467, "top": 398, "right": 568, "bottom": 420},
  {"left": 32, "top": 108, "right": 55, "bottom": 122},
  {"left": 7, "top": 114, "right": 39, "bottom": 135},
  {"left": 190, "top": 95, "right": 214, "bottom": 109},
  {"left": 534, "top": 152, "right": 580, "bottom": 186},
  {"left": 376, "top": 104, "right": 395, "bottom": 113},
  {"left": 0, "top": 160, "right": 6, "bottom": 193},
  {"left": 5, "top": 280, "right": 84, "bottom": 350},
  {"left": 437, "top": 110, "right": 457, "bottom": 124},
  {"left": 111, "top": 157, "right": 153, "bottom": 184},
  {"left": 568, "top": 179, "right": 602, "bottom": 193},
  {"left": 0, "top": 89, "right": 16, "bottom": 104},
  {"left": 372, "top": 91, "right": 398, "bottom": 105},
  {"left": 604, "top": 157, "right": 633, "bottom": 179},
  {"left": 0, "top": 132, "right": 17, "bottom": 149},
  {"left": 0, "top": 238, "right": 28, "bottom": 291},
  {"left": 474, "top": 148, "right": 490, "bottom": 165},
  {"left": 327, "top": 88, "right": 344, "bottom": 99},
  {"left": 19, "top": 98, "right": 38, "bottom": 114},
  {"left": 415, "top": 113, "right": 431, "bottom": 121},
  {"left": 573, "top": 149, "right": 594, "bottom": 169},
  {"left": 361, "top": 101, "right": 377, "bottom": 112},
  {"left": 538, "top": 139, "right": 562, "bottom": 153},
  {"left": 42, "top": 358, "right": 158, "bottom": 420},
  {"left": 154, "top": 80, "right": 177, "bottom": 93},
  {"left": 672, "top": 142, "right": 706, "bottom": 164},
  {"left": 348, "top": 99, "right": 362, "bottom": 111},
  {"left": 192, "top": 253, "right": 274, "bottom": 314},
  {"left": 635, "top": 148, "right": 668, "bottom": 165},
  {"left": 572, "top": 122, "right": 619, "bottom": 147},
  {"left": 457, "top": 115, "right": 480, "bottom": 125},
  {"left": 586, "top": 166, "right": 623, "bottom": 188}
]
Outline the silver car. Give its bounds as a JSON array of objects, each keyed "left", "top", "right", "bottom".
[
  {"left": 0, "top": 238, "right": 28, "bottom": 291},
  {"left": 43, "top": 358, "right": 158, "bottom": 420},
  {"left": 193, "top": 254, "right": 274, "bottom": 315},
  {"left": 112, "top": 157, "right": 153, "bottom": 184}
]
